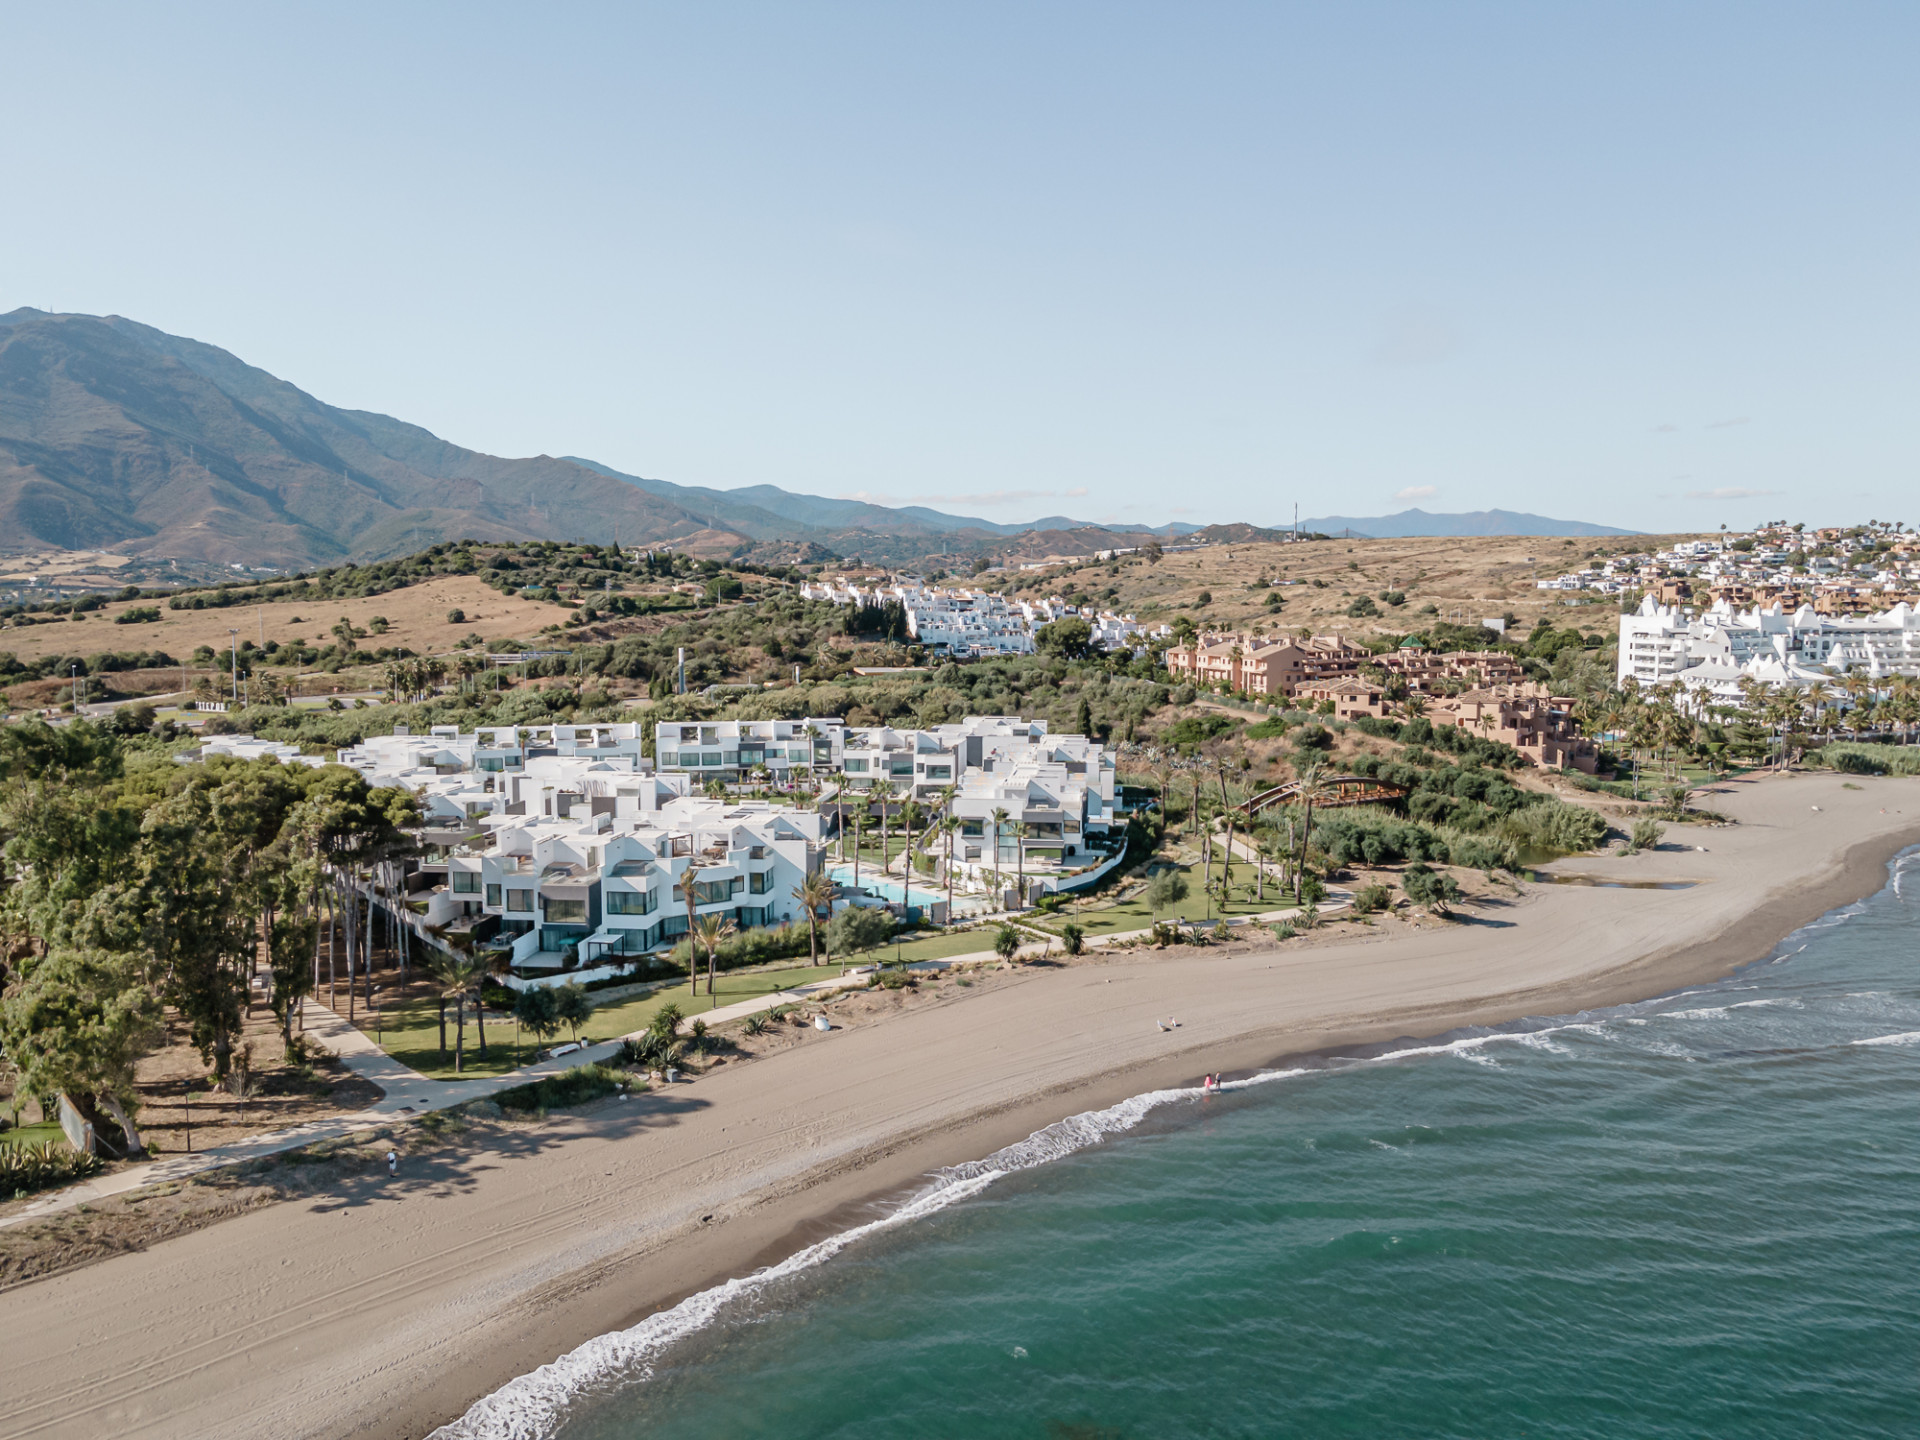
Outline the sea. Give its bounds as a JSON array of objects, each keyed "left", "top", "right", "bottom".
[{"left": 439, "top": 849, "right": 1920, "bottom": 1440}]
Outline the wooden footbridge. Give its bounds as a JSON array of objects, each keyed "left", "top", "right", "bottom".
[{"left": 1237, "top": 775, "right": 1409, "bottom": 816}]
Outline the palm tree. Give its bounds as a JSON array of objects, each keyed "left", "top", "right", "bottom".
[
  {"left": 429, "top": 953, "right": 482, "bottom": 1074},
  {"left": 1013, "top": 821, "right": 1033, "bottom": 909},
  {"left": 792, "top": 870, "right": 835, "bottom": 962},
  {"left": 849, "top": 809, "right": 866, "bottom": 889},
  {"left": 940, "top": 814, "right": 962, "bottom": 918},
  {"left": 678, "top": 858, "right": 712, "bottom": 994},
  {"left": 989, "top": 806, "right": 1011, "bottom": 903},
  {"left": 1290, "top": 760, "right": 1331, "bottom": 903},
  {"left": 694, "top": 913, "right": 738, "bottom": 1004}
]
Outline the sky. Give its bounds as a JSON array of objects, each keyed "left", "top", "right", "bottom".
[{"left": 4, "top": 2, "right": 1917, "bottom": 535}]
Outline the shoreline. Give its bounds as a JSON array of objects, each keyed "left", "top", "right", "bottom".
[{"left": 1, "top": 771, "right": 1916, "bottom": 1440}]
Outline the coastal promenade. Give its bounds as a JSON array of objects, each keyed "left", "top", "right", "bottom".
[
  {"left": 0, "top": 968, "right": 886, "bottom": 1234},
  {"left": 1, "top": 772, "right": 1914, "bottom": 1440}
]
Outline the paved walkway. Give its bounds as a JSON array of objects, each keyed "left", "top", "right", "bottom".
[{"left": 0, "top": 969, "right": 890, "bottom": 1232}]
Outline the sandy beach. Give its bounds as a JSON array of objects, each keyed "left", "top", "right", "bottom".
[{"left": 2, "top": 770, "right": 1916, "bottom": 1440}]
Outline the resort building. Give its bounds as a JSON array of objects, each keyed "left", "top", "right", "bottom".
[
  {"left": 446, "top": 794, "right": 829, "bottom": 968},
  {"left": 1373, "top": 648, "right": 1527, "bottom": 691},
  {"left": 652, "top": 718, "right": 846, "bottom": 786},
  {"left": 799, "top": 579, "right": 1162, "bottom": 656},
  {"left": 1294, "top": 675, "right": 1389, "bottom": 719},
  {"left": 1162, "top": 633, "right": 1368, "bottom": 697},
  {"left": 1423, "top": 684, "right": 1599, "bottom": 773},
  {"left": 1618, "top": 595, "right": 1920, "bottom": 694}
]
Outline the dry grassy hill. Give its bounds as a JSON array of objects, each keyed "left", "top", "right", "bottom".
[
  {"left": 0, "top": 574, "right": 566, "bottom": 668},
  {"left": 995, "top": 533, "right": 1704, "bottom": 641}
]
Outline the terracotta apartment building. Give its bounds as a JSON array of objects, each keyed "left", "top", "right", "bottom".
[
  {"left": 1162, "top": 633, "right": 1369, "bottom": 697},
  {"left": 1424, "top": 683, "right": 1598, "bottom": 773}
]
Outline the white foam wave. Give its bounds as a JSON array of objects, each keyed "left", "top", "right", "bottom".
[
  {"left": 434, "top": 1067, "right": 1311, "bottom": 1438},
  {"left": 1661, "top": 1007, "right": 1729, "bottom": 1020},
  {"left": 1851, "top": 1030, "right": 1920, "bottom": 1047},
  {"left": 429, "top": 1172, "right": 1001, "bottom": 1439},
  {"left": 1730, "top": 997, "right": 1801, "bottom": 1010}
]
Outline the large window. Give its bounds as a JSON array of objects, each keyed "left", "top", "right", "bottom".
[
  {"left": 485, "top": 883, "right": 502, "bottom": 908},
  {"left": 506, "top": 889, "right": 535, "bottom": 913},
  {"left": 452, "top": 871, "right": 480, "bottom": 893},
  {"left": 749, "top": 870, "right": 773, "bottom": 894},
  {"left": 542, "top": 896, "right": 588, "bottom": 923},
  {"left": 843, "top": 758, "right": 869, "bottom": 773},
  {"left": 607, "top": 888, "right": 656, "bottom": 915}
]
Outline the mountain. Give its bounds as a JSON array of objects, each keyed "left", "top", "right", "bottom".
[
  {"left": 0, "top": 307, "right": 1208, "bottom": 568},
  {"left": 0, "top": 309, "right": 739, "bottom": 566},
  {"left": 1298, "top": 507, "right": 1637, "bottom": 539}
]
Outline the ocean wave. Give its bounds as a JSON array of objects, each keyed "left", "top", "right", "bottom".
[
  {"left": 1850, "top": 1030, "right": 1920, "bottom": 1047},
  {"left": 428, "top": 1171, "right": 1002, "bottom": 1440},
  {"left": 434, "top": 1068, "right": 1310, "bottom": 1438}
]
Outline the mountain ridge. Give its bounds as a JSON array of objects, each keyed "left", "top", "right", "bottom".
[{"left": 1299, "top": 506, "right": 1638, "bottom": 538}]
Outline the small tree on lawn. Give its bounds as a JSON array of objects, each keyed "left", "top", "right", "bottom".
[
  {"left": 513, "top": 985, "right": 561, "bottom": 1057},
  {"left": 1144, "top": 868, "right": 1189, "bottom": 926},
  {"left": 553, "top": 982, "right": 593, "bottom": 1044},
  {"left": 994, "top": 922, "right": 1022, "bottom": 962},
  {"left": 827, "top": 905, "right": 894, "bottom": 973}
]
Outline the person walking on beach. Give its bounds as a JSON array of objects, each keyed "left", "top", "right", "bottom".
[{"left": 386, "top": 1148, "right": 398, "bottom": 1178}]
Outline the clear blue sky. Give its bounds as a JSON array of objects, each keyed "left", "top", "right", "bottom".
[{"left": 5, "top": 3, "right": 1916, "bottom": 533}]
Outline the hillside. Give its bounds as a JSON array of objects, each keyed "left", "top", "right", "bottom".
[
  {"left": 0, "top": 309, "right": 1204, "bottom": 571},
  {"left": 987, "top": 533, "right": 1694, "bottom": 642}
]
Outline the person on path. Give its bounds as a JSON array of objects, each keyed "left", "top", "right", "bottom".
[{"left": 386, "top": 1149, "right": 398, "bottom": 1178}]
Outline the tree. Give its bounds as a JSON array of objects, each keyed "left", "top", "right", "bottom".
[
  {"left": 826, "top": 905, "right": 893, "bottom": 970},
  {"left": 694, "top": 913, "right": 738, "bottom": 999},
  {"left": 1144, "top": 868, "right": 1189, "bottom": 921},
  {"left": 791, "top": 871, "right": 835, "bottom": 962},
  {"left": 1061, "top": 922, "right": 1085, "bottom": 956},
  {"left": 553, "top": 982, "right": 593, "bottom": 1044},
  {"left": 1036, "top": 617, "right": 1094, "bottom": 660},
  {"left": 989, "top": 806, "right": 1011, "bottom": 899},
  {"left": 1400, "top": 864, "right": 1461, "bottom": 916},
  {"left": 993, "top": 922, "right": 1022, "bottom": 962},
  {"left": 430, "top": 953, "right": 482, "bottom": 1072},
  {"left": 513, "top": 985, "right": 561, "bottom": 1054},
  {"left": 0, "top": 948, "right": 161, "bottom": 1157}
]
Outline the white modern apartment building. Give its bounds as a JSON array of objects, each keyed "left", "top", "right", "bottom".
[
  {"left": 449, "top": 794, "right": 829, "bottom": 965},
  {"left": 799, "top": 579, "right": 1161, "bottom": 655},
  {"left": 652, "top": 717, "right": 846, "bottom": 785},
  {"left": 1618, "top": 595, "right": 1920, "bottom": 698}
]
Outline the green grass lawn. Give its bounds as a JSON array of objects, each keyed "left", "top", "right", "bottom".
[
  {"left": 0, "top": 1121, "right": 67, "bottom": 1151},
  {"left": 1021, "top": 863, "right": 1295, "bottom": 937}
]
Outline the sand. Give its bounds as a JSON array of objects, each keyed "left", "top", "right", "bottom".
[{"left": 1, "top": 770, "right": 1916, "bottom": 1440}]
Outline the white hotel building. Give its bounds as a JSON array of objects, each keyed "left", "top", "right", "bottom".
[{"left": 1618, "top": 595, "right": 1920, "bottom": 700}]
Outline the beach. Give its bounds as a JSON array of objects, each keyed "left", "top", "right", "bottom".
[{"left": 2, "top": 770, "right": 1916, "bottom": 1440}]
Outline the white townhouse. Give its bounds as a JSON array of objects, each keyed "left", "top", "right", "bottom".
[
  {"left": 448, "top": 794, "right": 829, "bottom": 967},
  {"left": 652, "top": 717, "right": 846, "bottom": 786}
]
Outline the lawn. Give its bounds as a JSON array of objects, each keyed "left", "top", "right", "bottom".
[
  {"left": 1021, "top": 862, "right": 1297, "bottom": 937},
  {"left": 0, "top": 1121, "right": 68, "bottom": 1151}
]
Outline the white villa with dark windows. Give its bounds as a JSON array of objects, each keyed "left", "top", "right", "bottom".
[{"left": 448, "top": 795, "right": 828, "bottom": 969}]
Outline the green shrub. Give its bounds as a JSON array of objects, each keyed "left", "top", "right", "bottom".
[
  {"left": 1628, "top": 818, "right": 1665, "bottom": 853},
  {"left": 1820, "top": 743, "right": 1920, "bottom": 776},
  {"left": 1061, "top": 922, "right": 1085, "bottom": 955},
  {"left": 494, "top": 1063, "right": 629, "bottom": 1112},
  {"left": 1499, "top": 800, "right": 1608, "bottom": 854},
  {"left": 1351, "top": 883, "right": 1392, "bottom": 915},
  {"left": 0, "top": 1140, "right": 101, "bottom": 1196}
]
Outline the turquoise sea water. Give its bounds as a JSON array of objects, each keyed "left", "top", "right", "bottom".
[{"left": 443, "top": 852, "right": 1920, "bottom": 1440}]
